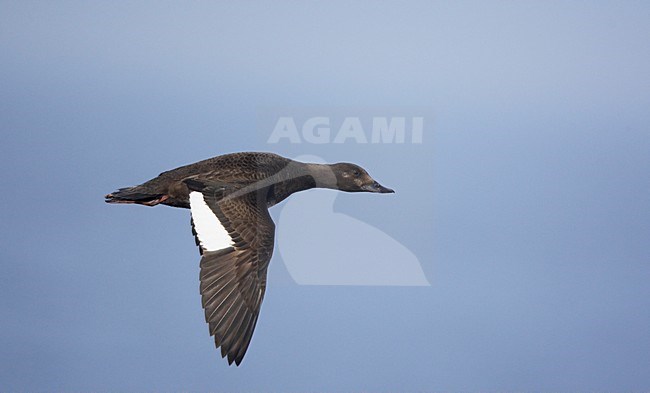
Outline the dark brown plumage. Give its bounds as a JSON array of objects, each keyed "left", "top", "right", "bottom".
[{"left": 105, "top": 152, "right": 393, "bottom": 365}]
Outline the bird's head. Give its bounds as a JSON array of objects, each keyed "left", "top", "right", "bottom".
[{"left": 329, "top": 163, "right": 394, "bottom": 193}]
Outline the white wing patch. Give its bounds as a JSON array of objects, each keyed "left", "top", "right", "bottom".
[{"left": 189, "top": 191, "right": 234, "bottom": 252}]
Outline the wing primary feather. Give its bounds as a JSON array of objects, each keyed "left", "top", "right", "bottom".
[{"left": 187, "top": 181, "right": 275, "bottom": 365}]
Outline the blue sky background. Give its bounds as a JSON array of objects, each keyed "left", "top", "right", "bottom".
[{"left": 1, "top": 1, "right": 650, "bottom": 391}]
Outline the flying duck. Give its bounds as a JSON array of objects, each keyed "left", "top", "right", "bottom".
[{"left": 105, "top": 152, "right": 394, "bottom": 365}]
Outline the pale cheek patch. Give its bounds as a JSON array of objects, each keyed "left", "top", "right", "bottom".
[{"left": 189, "top": 191, "right": 234, "bottom": 251}]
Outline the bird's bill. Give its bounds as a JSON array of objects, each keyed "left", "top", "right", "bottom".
[{"left": 363, "top": 181, "right": 395, "bottom": 193}]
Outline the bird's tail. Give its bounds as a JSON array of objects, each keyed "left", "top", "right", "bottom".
[{"left": 104, "top": 186, "right": 167, "bottom": 206}]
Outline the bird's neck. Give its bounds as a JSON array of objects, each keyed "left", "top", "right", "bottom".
[
  {"left": 275, "top": 162, "right": 338, "bottom": 194},
  {"left": 303, "top": 163, "right": 338, "bottom": 190},
  {"left": 264, "top": 162, "right": 337, "bottom": 207}
]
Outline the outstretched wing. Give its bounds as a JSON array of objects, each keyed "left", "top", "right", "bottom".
[{"left": 185, "top": 179, "right": 275, "bottom": 366}]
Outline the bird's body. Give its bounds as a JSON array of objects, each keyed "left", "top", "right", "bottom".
[{"left": 105, "top": 152, "right": 393, "bottom": 365}]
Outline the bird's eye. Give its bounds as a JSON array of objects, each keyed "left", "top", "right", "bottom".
[{"left": 352, "top": 170, "right": 361, "bottom": 177}]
